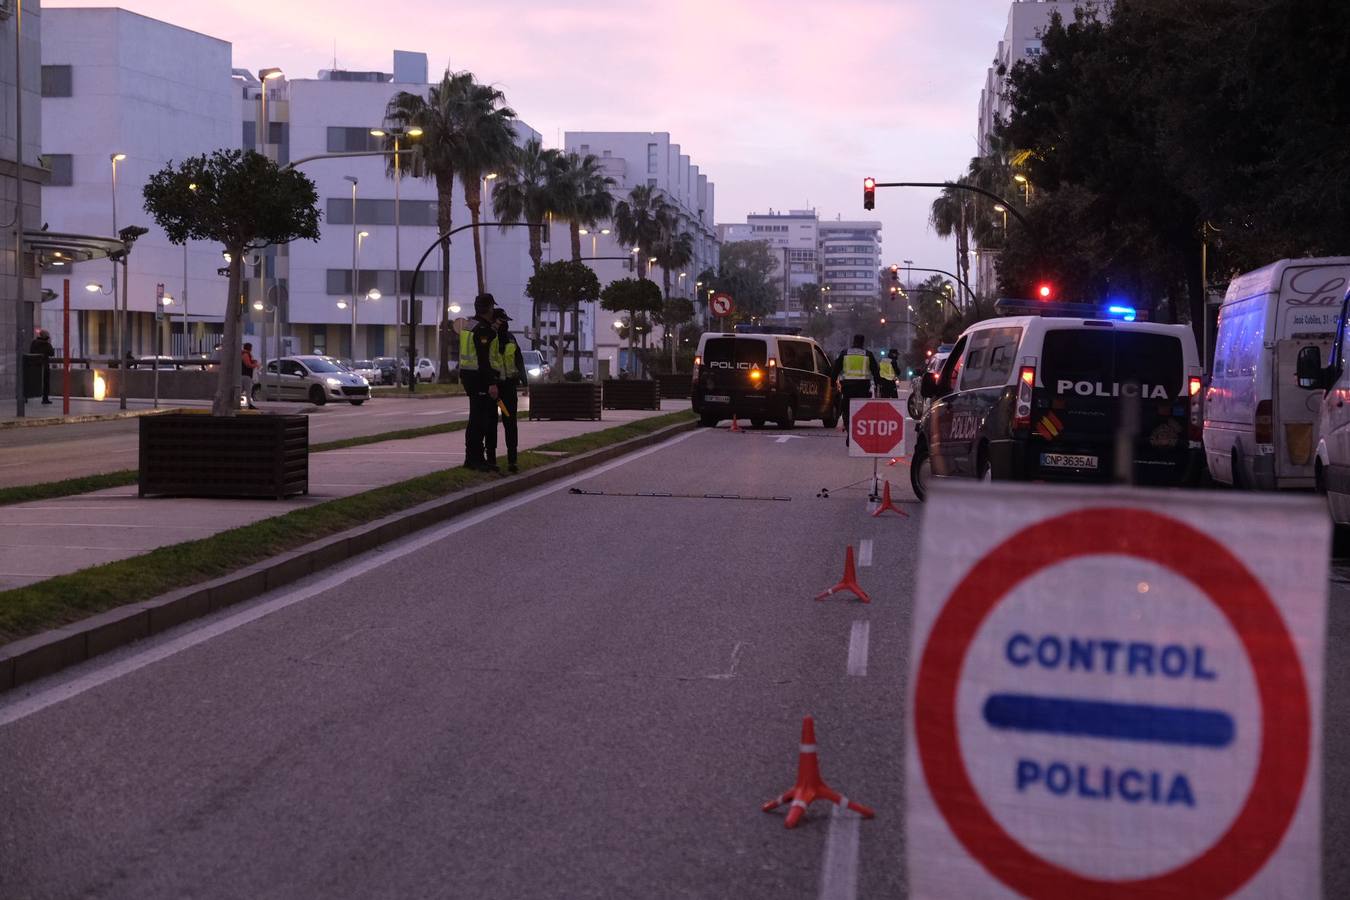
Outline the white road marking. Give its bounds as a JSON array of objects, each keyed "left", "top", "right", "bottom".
[
  {"left": 818, "top": 803, "right": 862, "bottom": 900},
  {"left": 0, "top": 429, "right": 699, "bottom": 727},
  {"left": 774, "top": 435, "right": 804, "bottom": 443},
  {"left": 847, "top": 621, "right": 870, "bottom": 677},
  {"left": 706, "top": 641, "right": 747, "bottom": 680},
  {"left": 857, "top": 539, "right": 873, "bottom": 568}
]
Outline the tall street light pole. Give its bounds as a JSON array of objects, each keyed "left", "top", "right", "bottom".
[
  {"left": 579, "top": 226, "right": 611, "bottom": 381},
  {"left": 370, "top": 125, "right": 422, "bottom": 387},
  {"left": 344, "top": 175, "right": 359, "bottom": 357},
  {"left": 256, "top": 67, "right": 283, "bottom": 363},
  {"left": 481, "top": 172, "right": 498, "bottom": 293},
  {"left": 110, "top": 152, "right": 127, "bottom": 408}
]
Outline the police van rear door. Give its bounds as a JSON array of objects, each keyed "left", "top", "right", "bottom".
[
  {"left": 700, "top": 337, "right": 767, "bottom": 400},
  {"left": 1035, "top": 326, "right": 1188, "bottom": 478}
]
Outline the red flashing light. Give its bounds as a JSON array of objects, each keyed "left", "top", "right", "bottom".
[
  {"left": 863, "top": 177, "right": 876, "bottom": 210},
  {"left": 1037, "top": 283, "right": 1053, "bottom": 300}
]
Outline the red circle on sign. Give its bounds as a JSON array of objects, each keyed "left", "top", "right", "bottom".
[
  {"left": 710, "top": 293, "right": 734, "bottom": 317},
  {"left": 914, "top": 507, "right": 1311, "bottom": 899}
]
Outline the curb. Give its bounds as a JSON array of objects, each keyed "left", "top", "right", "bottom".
[
  {"left": 0, "top": 406, "right": 196, "bottom": 431},
  {"left": 0, "top": 418, "right": 697, "bottom": 693}
]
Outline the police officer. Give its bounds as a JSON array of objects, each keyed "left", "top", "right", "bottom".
[
  {"left": 459, "top": 293, "right": 501, "bottom": 472},
  {"left": 877, "top": 347, "right": 900, "bottom": 398},
  {"left": 28, "top": 329, "right": 55, "bottom": 404},
  {"left": 831, "top": 333, "right": 881, "bottom": 445},
  {"left": 491, "top": 308, "right": 525, "bottom": 473}
]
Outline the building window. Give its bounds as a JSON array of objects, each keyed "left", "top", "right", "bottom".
[
  {"left": 327, "top": 126, "right": 382, "bottom": 153},
  {"left": 326, "top": 268, "right": 442, "bottom": 296},
  {"left": 326, "top": 197, "right": 439, "bottom": 227},
  {"left": 311, "top": 328, "right": 327, "bottom": 357},
  {"left": 44, "top": 154, "right": 73, "bottom": 186},
  {"left": 647, "top": 178, "right": 658, "bottom": 188},
  {"left": 647, "top": 143, "right": 658, "bottom": 173},
  {"left": 41, "top": 65, "right": 73, "bottom": 97},
  {"left": 579, "top": 144, "right": 589, "bottom": 153}
]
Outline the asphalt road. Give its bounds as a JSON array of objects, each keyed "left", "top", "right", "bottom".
[
  {"left": 1, "top": 425, "right": 1347, "bottom": 898},
  {"left": 0, "top": 395, "right": 471, "bottom": 488}
]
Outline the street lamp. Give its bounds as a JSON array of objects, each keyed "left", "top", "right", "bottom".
[
  {"left": 481, "top": 172, "right": 498, "bottom": 292},
  {"left": 109, "top": 153, "right": 126, "bottom": 394},
  {"left": 344, "top": 175, "right": 361, "bottom": 356},
  {"left": 579, "top": 226, "right": 612, "bottom": 380},
  {"left": 1013, "top": 173, "right": 1031, "bottom": 204},
  {"left": 448, "top": 302, "right": 461, "bottom": 315},
  {"left": 993, "top": 203, "right": 1009, "bottom": 231},
  {"left": 370, "top": 124, "right": 422, "bottom": 379}
]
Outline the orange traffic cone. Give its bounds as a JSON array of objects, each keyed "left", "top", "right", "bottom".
[
  {"left": 762, "top": 717, "right": 876, "bottom": 828},
  {"left": 871, "top": 480, "right": 909, "bottom": 518},
  {"left": 729, "top": 415, "right": 742, "bottom": 433},
  {"left": 886, "top": 456, "right": 900, "bottom": 467},
  {"left": 814, "top": 546, "right": 871, "bottom": 603}
]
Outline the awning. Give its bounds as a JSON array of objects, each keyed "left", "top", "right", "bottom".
[{"left": 24, "top": 231, "right": 125, "bottom": 271}]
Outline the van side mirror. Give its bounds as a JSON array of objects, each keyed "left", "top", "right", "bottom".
[
  {"left": 920, "top": 371, "right": 941, "bottom": 398},
  {"left": 1295, "top": 345, "right": 1325, "bottom": 390}
]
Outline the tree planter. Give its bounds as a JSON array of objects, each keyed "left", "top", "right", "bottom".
[
  {"left": 139, "top": 414, "right": 308, "bottom": 499},
  {"left": 527, "top": 382, "right": 602, "bottom": 421},
  {"left": 656, "top": 372, "right": 692, "bottom": 401},
  {"left": 603, "top": 379, "right": 661, "bottom": 410}
]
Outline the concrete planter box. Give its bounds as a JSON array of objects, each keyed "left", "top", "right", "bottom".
[
  {"left": 656, "top": 372, "right": 692, "bottom": 401},
  {"left": 527, "top": 382, "right": 602, "bottom": 421},
  {"left": 139, "top": 414, "right": 309, "bottom": 499},
  {"left": 603, "top": 379, "right": 661, "bottom": 410}
]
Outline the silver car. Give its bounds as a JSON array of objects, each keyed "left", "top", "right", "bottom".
[{"left": 257, "top": 355, "right": 370, "bottom": 405}]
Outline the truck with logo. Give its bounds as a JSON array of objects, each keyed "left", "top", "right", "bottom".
[
  {"left": 1204, "top": 257, "right": 1350, "bottom": 489},
  {"left": 910, "top": 302, "right": 1204, "bottom": 500}
]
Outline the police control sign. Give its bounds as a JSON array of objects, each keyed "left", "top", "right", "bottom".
[{"left": 906, "top": 483, "right": 1328, "bottom": 899}]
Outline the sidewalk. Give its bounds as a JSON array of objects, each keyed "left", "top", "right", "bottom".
[
  {"left": 0, "top": 400, "right": 687, "bottom": 591},
  {"left": 1, "top": 397, "right": 211, "bottom": 429}
]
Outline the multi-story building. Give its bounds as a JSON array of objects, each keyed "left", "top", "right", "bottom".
[
  {"left": 3, "top": 0, "right": 45, "bottom": 410},
  {"left": 818, "top": 219, "right": 882, "bottom": 311},
  {"left": 719, "top": 208, "right": 818, "bottom": 323}
]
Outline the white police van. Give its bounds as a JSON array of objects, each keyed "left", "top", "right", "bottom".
[
  {"left": 911, "top": 300, "right": 1204, "bottom": 500},
  {"left": 691, "top": 327, "right": 839, "bottom": 429}
]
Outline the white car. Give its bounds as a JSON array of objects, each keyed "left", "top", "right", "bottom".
[
  {"left": 416, "top": 357, "right": 438, "bottom": 383},
  {"left": 349, "top": 359, "right": 380, "bottom": 384},
  {"left": 257, "top": 355, "right": 370, "bottom": 406}
]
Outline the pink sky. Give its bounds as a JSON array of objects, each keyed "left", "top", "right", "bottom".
[{"left": 52, "top": 0, "right": 1015, "bottom": 275}]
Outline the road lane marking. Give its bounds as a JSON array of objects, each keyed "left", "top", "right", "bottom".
[
  {"left": 0, "top": 429, "right": 700, "bottom": 727},
  {"left": 857, "top": 539, "right": 873, "bottom": 567},
  {"left": 706, "top": 641, "right": 747, "bottom": 680},
  {"left": 847, "top": 621, "right": 870, "bottom": 677},
  {"left": 775, "top": 435, "right": 804, "bottom": 443},
  {"left": 818, "top": 803, "right": 862, "bottom": 900}
]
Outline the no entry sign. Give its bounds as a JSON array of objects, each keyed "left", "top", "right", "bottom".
[
  {"left": 849, "top": 398, "right": 906, "bottom": 458},
  {"left": 906, "top": 483, "right": 1328, "bottom": 899}
]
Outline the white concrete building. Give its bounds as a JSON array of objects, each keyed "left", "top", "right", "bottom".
[
  {"left": 718, "top": 209, "right": 818, "bottom": 323},
  {"left": 819, "top": 219, "right": 882, "bottom": 311},
  {"left": 39, "top": 7, "right": 237, "bottom": 358},
  {"left": 2, "top": 0, "right": 44, "bottom": 409}
]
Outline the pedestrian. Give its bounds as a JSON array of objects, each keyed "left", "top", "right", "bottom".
[
  {"left": 458, "top": 293, "right": 502, "bottom": 472},
  {"left": 831, "top": 333, "right": 881, "bottom": 445},
  {"left": 241, "top": 342, "right": 259, "bottom": 409},
  {"left": 877, "top": 347, "right": 900, "bottom": 398},
  {"left": 492, "top": 308, "right": 525, "bottom": 473},
  {"left": 28, "top": 329, "right": 55, "bottom": 404}
]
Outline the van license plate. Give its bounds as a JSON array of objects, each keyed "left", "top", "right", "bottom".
[
  {"left": 1041, "top": 453, "right": 1098, "bottom": 469},
  {"left": 705, "top": 394, "right": 730, "bottom": 404}
]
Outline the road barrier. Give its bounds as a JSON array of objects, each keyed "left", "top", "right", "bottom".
[{"left": 762, "top": 717, "right": 875, "bottom": 829}]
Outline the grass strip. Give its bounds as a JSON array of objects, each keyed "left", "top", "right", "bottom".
[
  {"left": 0, "top": 415, "right": 692, "bottom": 642},
  {"left": 312, "top": 419, "right": 466, "bottom": 452},
  {"left": 530, "top": 410, "right": 697, "bottom": 455}
]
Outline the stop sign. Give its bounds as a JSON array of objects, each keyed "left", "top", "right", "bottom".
[{"left": 850, "top": 399, "right": 907, "bottom": 457}]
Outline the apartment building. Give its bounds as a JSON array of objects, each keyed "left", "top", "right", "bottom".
[
  {"left": 2, "top": 0, "right": 43, "bottom": 409},
  {"left": 819, "top": 219, "right": 882, "bottom": 310}
]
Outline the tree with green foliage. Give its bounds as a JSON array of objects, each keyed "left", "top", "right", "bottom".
[
  {"left": 143, "top": 149, "right": 320, "bottom": 416},
  {"left": 493, "top": 138, "right": 566, "bottom": 342},
  {"left": 796, "top": 282, "right": 822, "bottom": 316},
  {"left": 526, "top": 260, "right": 601, "bottom": 378},
  {"left": 655, "top": 296, "right": 695, "bottom": 372},
  {"left": 600, "top": 278, "right": 662, "bottom": 377},
  {"left": 706, "top": 240, "right": 779, "bottom": 322},
  {"left": 554, "top": 151, "right": 614, "bottom": 372},
  {"left": 613, "top": 185, "right": 671, "bottom": 279}
]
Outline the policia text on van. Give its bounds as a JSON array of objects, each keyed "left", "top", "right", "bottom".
[{"left": 909, "top": 301, "right": 1205, "bottom": 500}]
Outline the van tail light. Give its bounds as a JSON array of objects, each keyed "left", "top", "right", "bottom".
[
  {"left": 1188, "top": 370, "right": 1203, "bottom": 442},
  {"left": 693, "top": 355, "right": 702, "bottom": 367},
  {"left": 692, "top": 355, "right": 702, "bottom": 384},
  {"left": 1255, "top": 399, "right": 1273, "bottom": 444},
  {"left": 768, "top": 357, "right": 778, "bottom": 367},
  {"left": 1014, "top": 362, "right": 1036, "bottom": 432}
]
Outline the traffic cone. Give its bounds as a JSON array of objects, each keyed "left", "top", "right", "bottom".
[
  {"left": 762, "top": 717, "right": 876, "bottom": 829},
  {"left": 886, "top": 456, "right": 900, "bottom": 467},
  {"left": 814, "top": 545, "right": 871, "bottom": 603},
  {"left": 729, "top": 415, "right": 742, "bottom": 433},
  {"left": 871, "top": 480, "right": 909, "bottom": 518}
]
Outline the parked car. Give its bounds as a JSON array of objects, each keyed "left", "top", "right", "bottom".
[
  {"left": 691, "top": 327, "right": 839, "bottom": 429},
  {"left": 372, "top": 356, "right": 410, "bottom": 386},
  {"left": 1204, "top": 256, "right": 1350, "bottom": 489},
  {"left": 134, "top": 355, "right": 178, "bottom": 370},
  {"left": 349, "top": 359, "right": 380, "bottom": 384},
  {"left": 521, "top": 350, "right": 549, "bottom": 389},
  {"left": 257, "top": 355, "right": 370, "bottom": 405},
  {"left": 415, "top": 357, "right": 437, "bottom": 383},
  {"left": 908, "top": 345, "right": 952, "bottom": 419}
]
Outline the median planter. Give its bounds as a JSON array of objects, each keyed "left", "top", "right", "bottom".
[
  {"left": 527, "top": 382, "right": 602, "bottom": 421},
  {"left": 656, "top": 372, "right": 692, "bottom": 401},
  {"left": 603, "top": 379, "right": 661, "bottom": 410},
  {"left": 139, "top": 414, "right": 308, "bottom": 499}
]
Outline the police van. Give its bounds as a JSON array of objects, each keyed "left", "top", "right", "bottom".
[
  {"left": 691, "top": 327, "right": 839, "bottom": 428},
  {"left": 910, "top": 301, "right": 1204, "bottom": 500}
]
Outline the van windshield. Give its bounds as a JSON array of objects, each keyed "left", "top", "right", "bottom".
[
  {"left": 1042, "top": 329, "right": 1183, "bottom": 399},
  {"left": 703, "top": 338, "right": 767, "bottom": 368}
]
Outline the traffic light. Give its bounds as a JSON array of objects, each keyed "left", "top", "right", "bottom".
[
  {"left": 889, "top": 264, "right": 900, "bottom": 284},
  {"left": 863, "top": 177, "right": 876, "bottom": 210},
  {"left": 1036, "top": 282, "right": 1054, "bottom": 300}
]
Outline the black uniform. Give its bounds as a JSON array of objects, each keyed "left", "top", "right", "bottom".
[
  {"left": 495, "top": 329, "right": 525, "bottom": 471},
  {"left": 28, "top": 333, "right": 54, "bottom": 403},
  {"left": 462, "top": 315, "right": 500, "bottom": 468}
]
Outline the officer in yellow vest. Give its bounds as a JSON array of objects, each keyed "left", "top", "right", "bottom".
[
  {"left": 459, "top": 293, "right": 501, "bottom": 472},
  {"left": 830, "top": 333, "right": 881, "bottom": 446},
  {"left": 877, "top": 347, "right": 900, "bottom": 398},
  {"left": 491, "top": 308, "right": 525, "bottom": 473}
]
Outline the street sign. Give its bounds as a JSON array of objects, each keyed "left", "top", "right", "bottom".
[
  {"left": 906, "top": 482, "right": 1328, "bottom": 899},
  {"left": 848, "top": 398, "right": 906, "bottom": 457},
  {"left": 710, "top": 292, "right": 735, "bottom": 318},
  {"left": 155, "top": 282, "right": 165, "bottom": 321}
]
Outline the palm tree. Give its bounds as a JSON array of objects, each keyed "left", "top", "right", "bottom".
[
  {"left": 556, "top": 152, "right": 615, "bottom": 374},
  {"left": 613, "top": 184, "right": 671, "bottom": 280},
  {"left": 452, "top": 80, "right": 517, "bottom": 294},
  {"left": 653, "top": 225, "right": 693, "bottom": 299},
  {"left": 492, "top": 139, "right": 565, "bottom": 339}
]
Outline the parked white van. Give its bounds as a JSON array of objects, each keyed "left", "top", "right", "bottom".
[
  {"left": 1203, "top": 257, "right": 1350, "bottom": 488},
  {"left": 1295, "top": 282, "right": 1350, "bottom": 525}
]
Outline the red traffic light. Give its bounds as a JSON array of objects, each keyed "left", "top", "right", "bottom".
[
  {"left": 863, "top": 177, "right": 876, "bottom": 210},
  {"left": 1036, "top": 283, "right": 1053, "bottom": 300}
]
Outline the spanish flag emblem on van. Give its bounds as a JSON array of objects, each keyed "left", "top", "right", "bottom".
[{"left": 1035, "top": 412, "right": 1064, "bottom": 441}]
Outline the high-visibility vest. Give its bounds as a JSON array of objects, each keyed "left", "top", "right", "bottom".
[
  {"left": 842, "top": 349, "right": 870, "bottom": 380},
  {"left": 489, "top": 337, "right": 506, "bottom": 375},
  {"left": 501, "top": 341, "right": 521, "bottom": 379},
  {"left": 459, "top": 327, "right": 477, "bottom": 371},
  {"left": 879, "top": 358, "right": 896, "bottom": 381}
]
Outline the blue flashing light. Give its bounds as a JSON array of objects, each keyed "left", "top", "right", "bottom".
[{"left": 1107, "top": 304, "right": 1137, "bottom": 321}]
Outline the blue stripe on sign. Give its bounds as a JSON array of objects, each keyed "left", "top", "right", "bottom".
[{"left": 982, "top": 694, "right": 1235, "bottom": 748}]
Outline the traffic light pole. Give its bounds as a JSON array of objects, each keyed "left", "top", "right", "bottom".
[{"left": 865, "top": 180, "right": 1031, "bottom": 230}]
